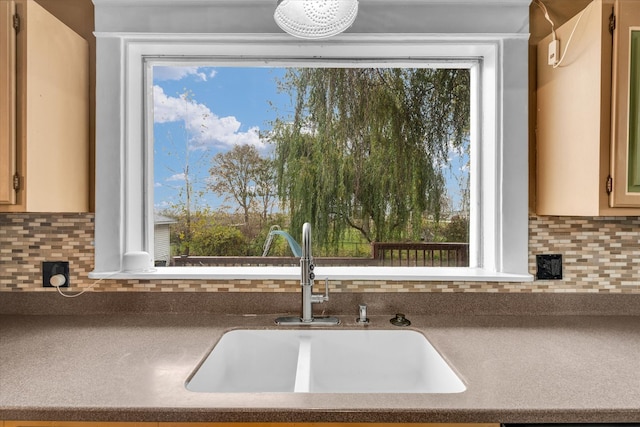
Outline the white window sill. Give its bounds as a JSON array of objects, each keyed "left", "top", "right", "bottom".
[{"left": 89, "top": 267, "right": 533, "bottom": 282}]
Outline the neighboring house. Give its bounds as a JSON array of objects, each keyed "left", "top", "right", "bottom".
[{"left": 154, "top": 214, "right": 177, "bottom": 266}]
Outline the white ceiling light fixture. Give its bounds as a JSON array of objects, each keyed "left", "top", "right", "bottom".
[{"left": 274, "top": 0, "right": 359, "bottom": 39}]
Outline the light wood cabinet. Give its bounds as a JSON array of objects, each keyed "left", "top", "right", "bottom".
[
  {"left": 0, "top": 0, "right": 89, "bottom": 213},
  {"left": 536, "top": 0, "right": 640, "bottom": 215},
  {"left": 4, "top": 422, "right": 154, "bottom": 427},
  {"left": 159, "top": 424, "right": 500, "bottom": 427},
  {"left": 3, "top": 423, "right": 499, "bottom": 427},
  {"left": 0, "top": 0, "right": 17, "bottom": 205},
  {"left": 610, "top": 0, "right": 640, "bottom": 206}
]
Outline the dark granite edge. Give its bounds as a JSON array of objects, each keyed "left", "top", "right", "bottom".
[
  {"left": 3, "top": 291, "right": 640, "bottom": 316},
  {"left": 1, "top": 407, "right": 639, "bottom": 424}
]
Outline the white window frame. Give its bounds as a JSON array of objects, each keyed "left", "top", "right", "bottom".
[{"left": 92, "top": 1, "right": 532, "bottom": 282}]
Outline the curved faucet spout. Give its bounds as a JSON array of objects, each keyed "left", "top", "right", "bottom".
[{"left": 302, "top": 222, "right": 312, "bottom": 259}]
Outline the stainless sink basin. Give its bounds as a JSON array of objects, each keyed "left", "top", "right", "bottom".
[{"left": 186, "top": 329, "right": 465, "bottom": 393}]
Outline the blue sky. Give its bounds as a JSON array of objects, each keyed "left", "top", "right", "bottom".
[
  {"left": 153, "top": 66, "right": 289, "bottom": 211},
  {"left": 152, "top": 66, "right": 469, "bottom": 214}
]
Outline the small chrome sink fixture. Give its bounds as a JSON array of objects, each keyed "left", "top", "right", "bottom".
[{"left": 186, "top": 329, "right": 466, "bottom": 393}]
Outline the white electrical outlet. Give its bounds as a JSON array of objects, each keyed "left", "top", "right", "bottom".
[
  {"left": 548, "top": 39, "right": 559, "bottom": 66},
  {"left": 42, "top": 261, "right": 70, "bottom": 288}
]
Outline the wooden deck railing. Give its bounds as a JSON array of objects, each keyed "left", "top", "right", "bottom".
[
  {"left": 172, "top": 256, "right": 379, "bottom": 267},
  {"left": 371, "top": 242, "right": 469, "bottom": 267},
  {"left": 172, "top": 242, "right": 469, "bottom": 267}
]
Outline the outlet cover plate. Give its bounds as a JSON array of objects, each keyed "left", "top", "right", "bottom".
[
  {"left": 42, "top": 261, "right": 70, "bottom": 287},
  {"left": 536, "top": 254, "right": 562, "bottom": 280}
]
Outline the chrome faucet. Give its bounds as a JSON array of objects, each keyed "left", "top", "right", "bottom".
[
  {"left": 276, "top": 223, "right": 339, "bottom": 325},
  {"left": 356, "top": 303, "right": 369, "bottom": 324}
]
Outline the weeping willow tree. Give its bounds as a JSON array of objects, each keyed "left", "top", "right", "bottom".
[{"left": 270, "top": 67, "right": 469, "bottom": 248}]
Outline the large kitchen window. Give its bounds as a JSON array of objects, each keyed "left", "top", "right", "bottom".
[
  {"left": 91, "top": 0, "right": 532, "bottom": 281},
  {"left": 152, "top": 64, "right": 471, "bottom": 269}
]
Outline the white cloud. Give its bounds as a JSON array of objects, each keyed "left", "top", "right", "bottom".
[
  {"left": 154, "top": 182, "right": 163, "bottom": 187},
  {"left": 154, "top": 200, "right": 172, "bottom": 209},
  {"left": 166, "top": 173, "right": 186, "bottom": 182},
  {"left": 153, "top": 85, "right": 265, "bottom": 150},
  {"left": 154, "top": 66, "right": 208, "bottom": 82}
]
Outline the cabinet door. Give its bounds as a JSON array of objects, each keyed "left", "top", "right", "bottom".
[
  {"left": 3, "top": 422, "right": 156, "bottom": 427},
  {"left": 20, "top": 0, "right": 89, "bottom": 212},
  {"left": 0, "top": 0, "right": 89, "bottom": 213},
  {"left": 159, "top": 424, "right": 501, "bottom": 427},
  {"left": 0, "top": 0, "right": 17, "bottom": 205},
  {"left": 535, "top": 0, "right": 612, "bottom": 216},
  {"left": 610, "top": 0, "right": 640, "bottom": 206}
]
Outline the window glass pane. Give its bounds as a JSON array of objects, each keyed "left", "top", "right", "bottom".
[{"left": 152, "top": 66, "right": 470, "bottom": 268}]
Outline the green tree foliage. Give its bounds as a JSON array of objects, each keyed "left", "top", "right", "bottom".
[
  {"left": 253, "top": 157, "right": 279, "bottom": 223},
  {"left": 167, "top": 208, "right": 247, "bottom": 256},
  {"left": 189, "top": 223, "right": 246, "bottom": 256},
  {"left": 209, "top": 144, "right": 276, "bottom": 226},
  {"left": 444, "top": 215, "right": 469, "bottom": 243},
  {"left": 271, "top": 68, "right": 469, "bottom": 247}
]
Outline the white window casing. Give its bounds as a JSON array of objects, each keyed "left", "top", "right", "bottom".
[{"left": 92, "top": 0, "right": 533, "bottom": 282}]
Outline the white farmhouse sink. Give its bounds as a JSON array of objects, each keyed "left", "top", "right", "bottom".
[{"left": 186, "top": 329, "right": 465, "bottom": 393}]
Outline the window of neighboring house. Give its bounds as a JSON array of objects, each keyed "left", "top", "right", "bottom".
[
  {"left": 91, "top": 1, "right": 532, "bottom": 282},
  {"left": 151, "top": 64, "right": 471, "bottom": 269}
]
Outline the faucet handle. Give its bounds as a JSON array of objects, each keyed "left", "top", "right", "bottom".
[{"left": 312, "top": 277, "right": 330, "bottom": 304}]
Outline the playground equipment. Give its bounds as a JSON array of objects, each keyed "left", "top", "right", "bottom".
[{"left": 262, "top": 225, "right": 302, "bottom": 257}]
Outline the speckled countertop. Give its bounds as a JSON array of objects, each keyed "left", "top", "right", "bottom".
[{"left": 1, "top": 292, "right": 640, "bottom": 423}]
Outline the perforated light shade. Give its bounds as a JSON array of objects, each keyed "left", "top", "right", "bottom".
[{"left": 274, "top": 0, "right": 359, "bottom": 39}]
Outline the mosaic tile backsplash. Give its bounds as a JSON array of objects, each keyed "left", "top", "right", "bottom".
[{"left": 1, "top": 213, "right": 639, "bottom": 292}]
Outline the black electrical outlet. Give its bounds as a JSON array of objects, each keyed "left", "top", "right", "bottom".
[
  {"left": 536, "top": 254, "right": 562, "bottom": 280},
  {"left": 42, "top": 261, "right": 70, "bottom": 287}
]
